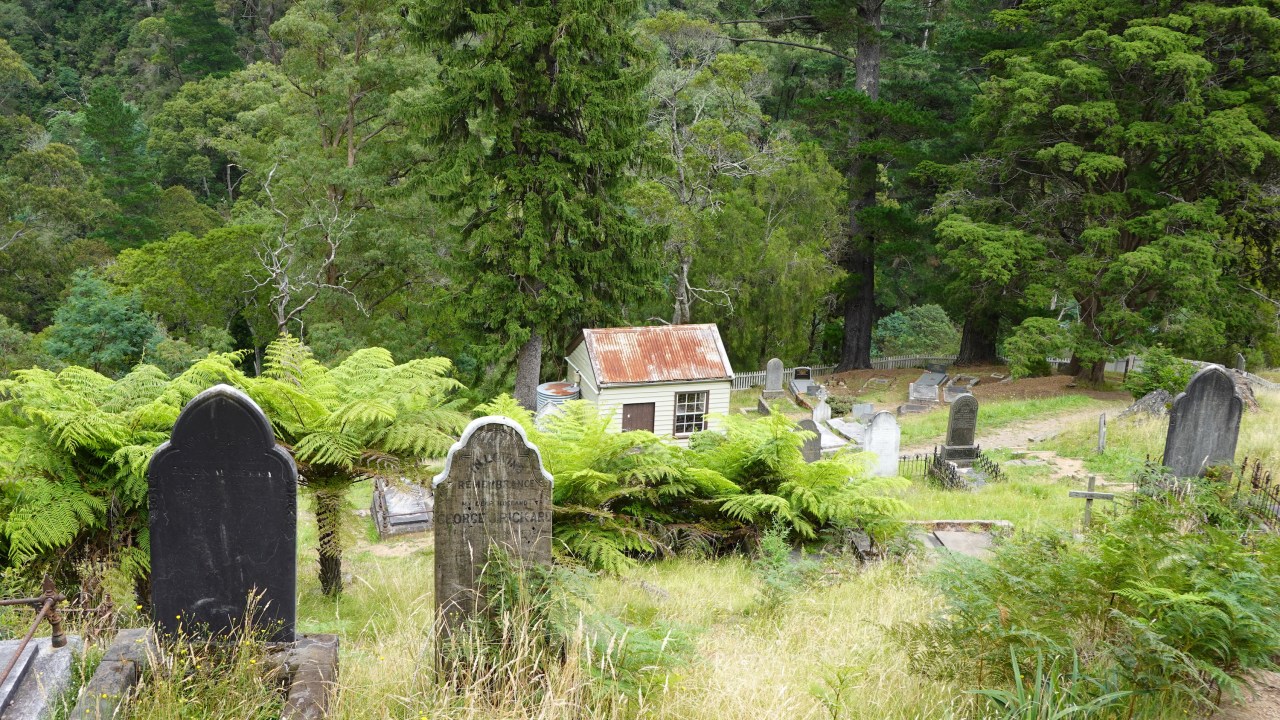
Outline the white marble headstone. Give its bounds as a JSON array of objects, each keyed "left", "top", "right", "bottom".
[{"left": 865, "top": 411, "right": 901, "bottom": 477}]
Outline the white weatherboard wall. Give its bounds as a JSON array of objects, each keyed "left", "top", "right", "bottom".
[
  {"left": 597, "top": 380, "right": 731, "bottom": 447},
  {"left": 565, "top": 342, "right": 599, "bottom": 402}
]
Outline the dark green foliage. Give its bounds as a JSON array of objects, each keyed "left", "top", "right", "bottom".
[
  {"left": 405, "top": 0, "right": 663, "bottom": 399},
  {"left": 167, "top": 0, "right": 242, "bottom": 80},
  {"left": 872, "top": 304, "right": 960, "bottom": 357},
  {"left": 1002, "top": 317, "right": 1070, "bottom": 380},
  {"left": 79, "top": 82, "right": 160, "bottom": 250},
  {"left": 898, "top": 473, "right": 1280, "bottom": 715},
  {"left": 1123, "top": 346, "right": 1196, "bottom": 400},
  {"left": 43, "top": 270, "right": 158, "bottom": 376}
]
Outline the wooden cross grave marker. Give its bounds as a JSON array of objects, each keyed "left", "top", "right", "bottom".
[{"left": 1068, "top": 475, "right": 1114, "bottom": 530}]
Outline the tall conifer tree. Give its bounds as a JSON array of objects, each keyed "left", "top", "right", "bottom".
[{"left": 405, "top": 0, "right": 662, "bottom": 408}]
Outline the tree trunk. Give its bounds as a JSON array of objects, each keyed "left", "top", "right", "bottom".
[
  {"left": 316, "top": 487, "right": 343, "bottom": 596},
  {"left": 836, "top": 0, "right": 883, "bottom": 372},
  {"left": 672, "top": 254, "right": 692, "bottom": 325},
  {"left": 837, "top": 247, "right": 875, "bottom": 370},
  {"left": 514, "top": 331, "right": 543, "bottom": 410},
  {"left": 956, "top": 312, "right": 1001, "bottom": 366}
]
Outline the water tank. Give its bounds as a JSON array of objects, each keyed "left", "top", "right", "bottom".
[{"left": 536, "top": 381, "right": 581, "bottom": 411}]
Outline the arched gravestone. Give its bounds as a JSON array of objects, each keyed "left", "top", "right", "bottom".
[
  {"left": 865, "top": 412, "right": 901, "bottom": 477},
  {"left": 149, "top": 385, "right": 297, "bottom": 643},
  {"left": 433, "top": 417, "right": 553, "bottom": 636},
  {"left": 762, "top": 358, "right": 786, "bottom": 399},
  {"left": 942, "top": 395, "right": 978, "bottom": 465},
  {"left": 1162, "top": 365, "right": 1243, "bottom": 477}
]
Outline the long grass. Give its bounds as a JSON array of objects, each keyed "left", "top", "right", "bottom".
[{"left": 1040, "top": 389, "right": 1280, "bottom": 478}]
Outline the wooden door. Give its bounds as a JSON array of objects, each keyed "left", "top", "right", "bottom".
[{"left": 621, "top": 403, "right": 655, "bottom": 432}]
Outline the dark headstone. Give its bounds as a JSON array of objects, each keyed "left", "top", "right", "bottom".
[
  {"left": 797, "top": 420, "right": 822, "bottom": 463},
  {"left": 942, "top": 395, "right": 979, "bottom": 466},
  {"left": 757, "top": 396, "right": 772, "bottom": 415},
  {"left": 762, "top": 358, "right": 786, "bottom": 399},
  {"left": 149, "top": 385, "right": 297, "bottom": 643},
  {"left": 1162, "top": 366, "right": 1243, "bottom": 477},
  {"left": 434, "top": 417, "right": 553, "bottom": 636}
]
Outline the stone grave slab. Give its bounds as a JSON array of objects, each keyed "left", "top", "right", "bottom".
[
  {"left": 931, "top": 530, "right": 994, "bottom": 559},
  {"left": 797, "top": 420, "right": 822, "bottom": 463},
  {"left": 757, "top": 396, "right": 771, "bottom": 415},
  {"left": 372, "top": 478, "right": 433, "bottom": 538},
  {"left": 827, "top": 417, "right": 866, "bottom": 443},
  {"left": 865, "top": 412, "right": 901, "bottom": 477},
  {"left": 862, "top": 377, "right": 892, "bottom": 391},
  {"left": 1162, "top": 365, "right": 1243, "bottom": 477},
  {"left": 434, "top": 417, "right": 553, "bottom": 637},
  {"left": 849, "top": 402, "right": 875, "bottom": 421},
  {"left": 0, "top": 636, "right": 82, "bottom": 720},
  {"left": 149, "top": 385, "right": 297, "bottom": 643},
  {"left": 896, "top": 403, "right": 931, "bottom": 415},
  {"left": 762, "top": 358, "right": 786, "bottom": 399}
]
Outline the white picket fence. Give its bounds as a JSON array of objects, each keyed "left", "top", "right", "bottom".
[{"left": 731, "top": 355, "right": 959, "bottom": 390}]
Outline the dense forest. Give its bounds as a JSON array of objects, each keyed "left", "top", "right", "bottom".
[{"left": 1, "top": 0, "right": 1277, "bottom": 403}]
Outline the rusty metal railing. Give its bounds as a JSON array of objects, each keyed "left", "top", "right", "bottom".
[{"left": 0, "top": 576, "right": 67, "bottom": 688}]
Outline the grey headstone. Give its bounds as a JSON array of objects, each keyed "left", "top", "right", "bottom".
[
  {"left": 942, "top": 395, "right": 979, "bottom": 466},
  {"left": 797, "top": 420, "right": 821, "bottom": 463},
  {"left": 850, "top": 403, "right": 875, "bottom": 421},
  {"left": 1097, "top": 413, "right": 1107, "bottom": 454},
  {"left": 1162, "top": 365, "right": 1243, "bottom": 477},
  {"left": 757, "top": 396, "right": 771, "bottom": 415},
  {"left": 1236, "top": 353, "right": 1247, "bottom": 372},
  {"left": 0, "top": 636, "right": 83, "bottom": 720},
  {"left": 433, "top": 417, "right": 553, "bottom": 636},
  {"left": 865, "top": 412, "right": 901, "bottom": 477},
  {"left": 812, "top": 399, "right": 832, "bottom": 425},
  {"left": 762, "top": 358, "right": 785, "bottom": 398},
  {"left": 149, "top": 385, "right": 297, "bottom": 643}
]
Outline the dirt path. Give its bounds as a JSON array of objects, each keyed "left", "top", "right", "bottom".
[
  {"left": 1214, "top": 672, "right": 1280, "bottom": 719},
  {"left": 901, "top": 403, "right": 1128, "bottom": 456}
]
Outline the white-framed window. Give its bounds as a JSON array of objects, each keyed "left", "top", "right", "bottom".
[{"left": 673, "top": 391, "right": 709, "bottom": 435}]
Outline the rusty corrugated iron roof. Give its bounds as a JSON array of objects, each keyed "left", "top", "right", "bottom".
[{"left": 579, "top": 324, "right": 734, "bottom": 387}]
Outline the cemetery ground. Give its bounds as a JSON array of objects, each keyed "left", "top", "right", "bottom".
[
  {"left": 156, "top": 385, "right": 1273, "bottom": 719},
  {"left": 12, "top": 372, "right": 1280, "bottom": 719}
]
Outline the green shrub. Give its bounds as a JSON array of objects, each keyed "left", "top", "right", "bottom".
[
  {"left": 751, "top": 523, "right": 819, "bottom": 616},
  {"left": 1123, "top": 346, "right": 1195, "bottom": 399},
  {"left": 897, "top": 472, "right": 1280, "bottom": 716},
  {"left": 873, "top": 305, "right": 960, "bottom": 357},
  {"left": 1002, "top": 317, "right": 1070, "bottom": 379}
]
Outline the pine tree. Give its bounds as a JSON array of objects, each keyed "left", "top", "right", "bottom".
[
  {"left": 81, "top": 82, "right": 161, "bottom": 250},
  {"left": 168, "top": 0, "right": 243, "bottom": 80},
  {"left": 405, "top": 0, "right": 664, "bottom": 409}
]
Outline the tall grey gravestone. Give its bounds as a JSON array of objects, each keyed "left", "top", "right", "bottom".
[
  {"left": 797, "top": 419, "right": 822, "bottom": 463},
  {"left": 149, "top": 385, "right": 297, "bottom": 643},
  {"left": 865, "top": 412, "right": 901, "bottom": 477},
  {"left": 1236, "top": 353, "right": 1247, "bottom": 372},
  {"left": 942, "top": 395, "right": 979, "bottom": 466},
  {"left": 1162, "top": 365, "right": 1243, "bottom": 477},
  {"left": 762, "top": 358, "right": 786, "bottom": 399},
  {"left": 434, "top": 417, "right": 553, "bottom": 636}
]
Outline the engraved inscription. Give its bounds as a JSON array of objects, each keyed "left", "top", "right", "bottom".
[{"left": 434, "top": 419, "right": 553, "bottom": 637}]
